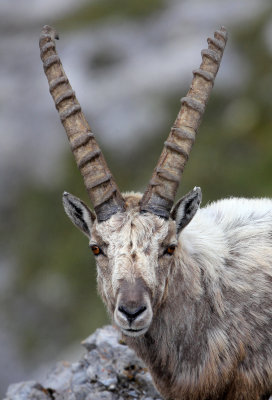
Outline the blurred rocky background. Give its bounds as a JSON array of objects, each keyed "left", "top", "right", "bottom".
[{"left": 1, "top": 0, "right": 272, "bottom": 396}]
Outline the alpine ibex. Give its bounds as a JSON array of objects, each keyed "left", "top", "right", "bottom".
[{"left": 39, "top": 26, "right": 272, "bottom": 400}]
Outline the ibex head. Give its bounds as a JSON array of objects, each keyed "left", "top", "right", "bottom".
[
  {"left": 62, "top": 188, "right": 201, "bottom": 336},
  {"left": 40, "top": 26, "right": 227, "bottom": 337}
]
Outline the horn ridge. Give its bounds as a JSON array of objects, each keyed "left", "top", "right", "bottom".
[
  {"left": 140, "top": 27, "right": 228, "bottom": 218},
  {"left": 39, "top": 25, "right": 125, "bottom": 222}
]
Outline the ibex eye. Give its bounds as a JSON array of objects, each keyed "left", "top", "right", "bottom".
[
  {"left": 165, "top": 245, "right": 176, "bottom": 255},
  {"left": 91, "top": 245, "right": 101, "bottom": 256}
]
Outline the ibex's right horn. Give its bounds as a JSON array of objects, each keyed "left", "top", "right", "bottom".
[
  {"left": 140, "top": 27, "right": 228, "bottom": 218},
  {"left": 39, "top": 25, "right": 125, "bottom": 222}
]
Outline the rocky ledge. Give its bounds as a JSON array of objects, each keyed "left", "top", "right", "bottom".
[{"left": 4, "top": 325, "right": 161, "bottom": 400}]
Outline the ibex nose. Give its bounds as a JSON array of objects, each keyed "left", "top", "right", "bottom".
[{"left": 118, "top": 305, "right": 147, "bottom": 323}]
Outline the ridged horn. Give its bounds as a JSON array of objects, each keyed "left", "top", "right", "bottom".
[
  {"left": 140, "top": 27, "right": 228, "bottom": 218},
  {"left": 39, "top": 25, "right": 125, "bottom": 222}
]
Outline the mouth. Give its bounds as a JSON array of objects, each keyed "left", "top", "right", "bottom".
[{"left": 122, "top": 326, "right": 148, "bottom": 337}]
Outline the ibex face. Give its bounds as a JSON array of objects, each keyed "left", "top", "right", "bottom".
[
  {"left": 40, "top": 25, "right": 226, "bottom": 335},
  {"left": 63, "top": 189, "right": 201, "bottom": 337}
]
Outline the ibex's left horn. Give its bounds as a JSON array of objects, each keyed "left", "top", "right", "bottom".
[
  {"left": 140, "top": 27, "right": 228, "bottom": 219},
  {"left": 39, "top": 25, "right": 125, "bottom": 222}
]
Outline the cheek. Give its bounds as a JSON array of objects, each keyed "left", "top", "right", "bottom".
[
  {"left": 96, "top": 263, "right": 115, "bottom": 313},
  {"left": 153, "top": 257, "right": 172, "bottom": 298}
]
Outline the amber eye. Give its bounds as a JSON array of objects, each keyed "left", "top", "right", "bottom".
[
  {"left": 91, "top": 245, "right": 101, "bottom": 256},
  {"left": 165, "top": 245, "right": 176, "bottom": 255}
]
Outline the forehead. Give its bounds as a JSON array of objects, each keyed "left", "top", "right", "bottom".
[{"left": 92, "top": 212, "right": 176, "bottom": 245}]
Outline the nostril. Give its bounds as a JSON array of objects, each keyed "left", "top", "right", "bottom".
[{"left": 118, "top": 305, "right": 147, "bottom": 322}]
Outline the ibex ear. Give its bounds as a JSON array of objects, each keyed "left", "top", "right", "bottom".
[
  {"left": 62, "top": 192, "right": 96, "bottom": 238},
  {"left": 171, "top": 187, "right": 202, "bottom": 233}
]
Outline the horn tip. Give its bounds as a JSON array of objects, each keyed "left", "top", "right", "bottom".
[
  {"left": 41, "top": 25, "right": 59, "bottom": 40},
  {"left": 216, "top": 26, "right": 228, "bottom": 41}
]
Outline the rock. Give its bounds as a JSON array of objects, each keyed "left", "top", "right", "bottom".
[{"left": 4, "top": 325, "right": 161, "bottom": 400}]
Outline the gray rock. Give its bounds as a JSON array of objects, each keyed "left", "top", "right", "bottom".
[
  {"left": 4, "top": 325, "right": 161, "bottom": 400},
  {"left": 4, "top": 381, "right": 52, "bottom": 400}
]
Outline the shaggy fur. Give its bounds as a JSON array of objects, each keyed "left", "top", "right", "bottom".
[{"left": 63, "top": 192, "right": 272, "bottom": 400}]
